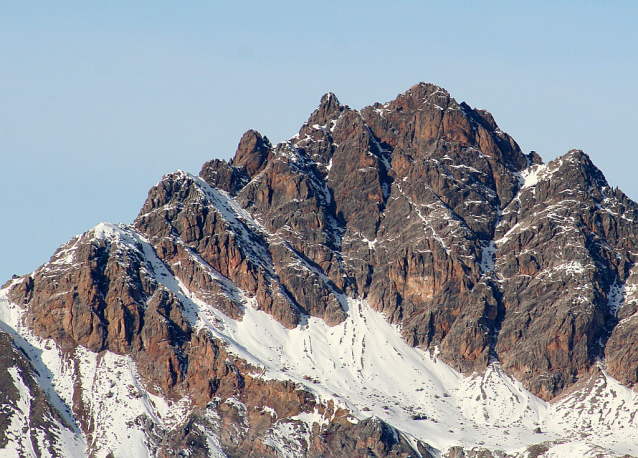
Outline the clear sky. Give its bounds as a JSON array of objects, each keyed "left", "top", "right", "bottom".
[{"left": 2, "top": 1, "right": 638, "bottom": 283}]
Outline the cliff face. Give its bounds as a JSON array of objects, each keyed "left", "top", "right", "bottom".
[{"left": 3, "top": 83, "right": 638, "bottom": 457}]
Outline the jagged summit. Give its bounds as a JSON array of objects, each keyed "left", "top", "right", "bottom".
[
  {"left": 230, "top": 129, "right": 272, "bottom": 175},
  {"left": 2, "top": 83, "right": 638, "bottom": 457},
  {"left": 310, "top": 92, "right": 343, "bottom": 124}
]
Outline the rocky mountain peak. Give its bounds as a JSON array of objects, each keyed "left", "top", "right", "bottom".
[
  {"left": 230, "top": 129, "right": 273, "bottom": 177},
  {"left": 198, "top": 129, "right": 273, "bottom": 196},
  {"left": 3, "top": 83, "right": 638, "bottom": 457},
  {"left": 307, "top": 92, "right": 343, "bottom": 127},
  {"left": 462, "top": 103, "right": 499, "bottom": 131},
  {"left": 392, "top": 82, "right": 453, "bottom": 110}
]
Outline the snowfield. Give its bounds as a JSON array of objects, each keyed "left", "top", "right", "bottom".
[{"left": 188, "top": 294, "right": 638, "bottom": 457}]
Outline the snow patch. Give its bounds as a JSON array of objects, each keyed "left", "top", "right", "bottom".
[
  {"left": 480, "top": 241, "right": 496, "bottom": 274},
  {"left": 520, "top": 162, "right": 554, "bottom": 190},
  {"left": 607, "top": 279, "right": 625, "bottom": 317},
  {"left": 290, "top": 407, "right": 329, "bottom": 429}
]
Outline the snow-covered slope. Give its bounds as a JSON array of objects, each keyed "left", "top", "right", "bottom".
[
  {"left": 178, "top": 291, "right": 638, "bottom": 456},
  {"left": 2, "top": 252, "right": 638, "bottom": 457}
]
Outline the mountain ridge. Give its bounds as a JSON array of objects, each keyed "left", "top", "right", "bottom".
[{"left": 2, "top": 82, "right": 638, "bottom": 457}]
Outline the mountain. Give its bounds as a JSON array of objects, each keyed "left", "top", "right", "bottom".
[{"left": 2, "top": 82, "right": 638, "bottom": 457}]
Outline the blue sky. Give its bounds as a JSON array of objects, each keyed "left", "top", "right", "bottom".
[{"left": 2, "top": 1, "right": 638, "bottom": 282}]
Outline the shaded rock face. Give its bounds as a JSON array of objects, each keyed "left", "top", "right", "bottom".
[
  {"left": 308, "top": 417, "right": 425, "bottom": 458},
  {"left": 148, "top": 403, "right": 427, "bottom": 458},
  {"left": 494, "top": 150, "right": 638, "bottom": 398},
  {"left": 7, "top": 82, "right": 638, "bottom": 456}
]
